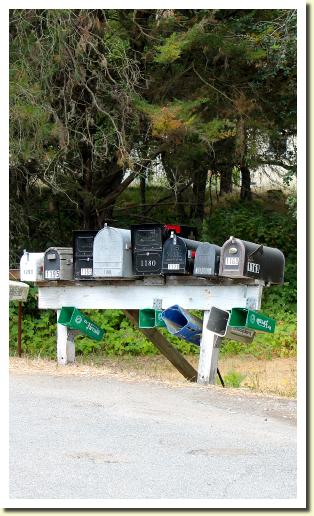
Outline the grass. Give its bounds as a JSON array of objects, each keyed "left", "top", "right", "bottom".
[{"left": 9, "top": 354, "right": 297, "bottom": 398}]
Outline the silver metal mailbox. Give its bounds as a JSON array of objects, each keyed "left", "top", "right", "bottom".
[
  {"left": 193, "top": 242, "right": 221, "bottom": 277},
  {"left": 43, "top": 247, "right": 73, "bottom": 280},
  {"left": 20, "top": 250, "right": 44, "bottom": 282},
  {"left": 93, "top": 225, "right": 132, "bottom": 278}
]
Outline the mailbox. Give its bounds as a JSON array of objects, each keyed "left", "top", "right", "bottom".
[
  {"left": 131, "top": 224, "right": 165, "bottom": 275},
  {"left": 161, "top": 305, "right": 203, "bottom": 345},
  {"left": 93, "top": 225, "right": 132, "bottom": 278},
  {"left": 20, "top": 250, "right": 44, "bottom": 282},
  {"left": 219, "top": 236, "right": 285, "bottom": 284},
  {"left": 131, "top": 223, "right": 198, "bottom": 275},
  {"left": 206, "top": 306, "right": 255, "bottom": 343},
  {"left": 73, "top": 230, "right": 98, "bottom": 280},
  {"left": 44, "top": 247, "right": 73, "bottom": 280},
  {"left": 193, "top": 242, "right": 221, "bottom": 277},
  {"left": 162, "top": 232, "right": 199, "bottom": 274}
]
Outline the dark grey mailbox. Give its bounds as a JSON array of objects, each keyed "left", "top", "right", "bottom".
[
  {"left": 162, "top": 232, "right": 199, "bottom": 274},
  {"left": 44, "top": 247, "right": 73, "bottom": 280},
  {"left": 73, "top": 230, "right": 98, "bottom": 280},
  {"left": 193, "top": 242, "right": 221, "bottom": 277},
  {"left": 131, "top": 224, "right": 165, "bottom": 275},
  {"left": 219, "top": 236, "right": 285, "bottom": 284}
]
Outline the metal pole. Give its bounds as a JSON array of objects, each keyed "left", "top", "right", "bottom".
[
  {"left": 18, "top": 302, "right": 22, "bottom": 357},
  {"left": 217, "top": 367, "right": 225, "bottom": 387}
]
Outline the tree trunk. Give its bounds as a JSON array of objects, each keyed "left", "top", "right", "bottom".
[
  {"left": 219, "top": 169, "right": 233, "bottom": 195},
  {"left": 140, "top": 173, "right": 146, "bottom": 214},
  {"left": 240, "top": 165, "right": 252, "bottom": 201},
  {"left": 191, "top": 168, "right": 208, "bottom": 220}
]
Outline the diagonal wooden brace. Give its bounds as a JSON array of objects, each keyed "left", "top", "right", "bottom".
[{"left": 124, "top": 309, "right": 197, "bottom": 382}]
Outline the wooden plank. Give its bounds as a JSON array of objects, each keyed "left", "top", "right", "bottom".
[
  {"left": 9, "top": 269, "right": 20, "bottom": 280},
  {"left": 197, "top": 310, "right": 222, "bottom": 385},
  {"left": 124, "top": 310, "right": 197, "bottom": 382},
  {"left": 38, "top": 283, "right": 262, "bottom": 311},
  {"left": 56, "top": 310, "right": 76, "bottom": 365}
]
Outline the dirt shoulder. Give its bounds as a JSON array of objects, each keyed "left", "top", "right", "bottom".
[{"left": 9, "top": 354, "right": 297, "bottom": 400}]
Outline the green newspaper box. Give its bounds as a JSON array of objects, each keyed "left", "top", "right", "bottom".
[
  {"left": 139, "top": 308, "right": 166, "bottom": 329},
  {"left": 228, "top": 308, "right": 276, "bottom": 334},
  {"left": 58, "top": 307, "right": 104, "bottom": 341}
]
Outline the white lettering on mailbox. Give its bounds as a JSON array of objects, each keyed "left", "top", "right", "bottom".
[
  {"left": 168, "top": 264, "right": 180, "bottom": 270},
  {"left": 45, "top": 269, "right": 60, "bottom": 279},
  {"left": 140, "top": 259, "right": 157, "bottom": 267},
  {"left": 225, "top": 257, "right": 239, "bottom": 266},
  {"left": 81, "top": 268, "right": 92, "bottom": 276},
  {"left": 247, "top": 262, "right": 260, "bottom": 274}
]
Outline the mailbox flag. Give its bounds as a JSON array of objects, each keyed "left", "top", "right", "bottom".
[{"left": 161, "top": 305, "right": 203, "bottom": 345}]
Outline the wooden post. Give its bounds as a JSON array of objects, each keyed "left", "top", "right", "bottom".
[
  {"left": 56, "top": 310, "right": 76, "bottom": 365},
  {"left": 197, "top": 310, "right": 222, "bottom": 385},
  {"left": 124, "top": 309, "right": 197, "bottom": 382},
  {"left": 17, "top": 302, "right": 22, "bottom": 357}
]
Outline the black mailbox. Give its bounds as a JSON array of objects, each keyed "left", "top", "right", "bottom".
[
  {"left": 131, "top": 223, "right": 199, "bottom": 275},
  {"left": 162, "top": 232, "right": 200, "bottom": 274},
  {"left": 73, "top": 230, "right": 98, "bottom": 280},
  {"left": 131, "top": 224, "right": 165, "bottom": 275},
  {"left": 193, "top": 242, "right": 221, "bottom": 277},
  {"left": 219, "top": 236, "right": 285, "bottom": 284}
]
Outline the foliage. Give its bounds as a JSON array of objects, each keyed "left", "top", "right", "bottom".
[
  {"left": 220, "top": 310, "right": 296, "bottom": 360},
  {"left": 10, "top": 9, "right": 297, "bottom": 263},
  {"left": 221, "top": 371, "right": 246, "bottom": 388}
]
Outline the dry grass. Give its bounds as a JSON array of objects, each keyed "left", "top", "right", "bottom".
[{"left": 9, "top": 354, "right": 296, "bottom": 398}]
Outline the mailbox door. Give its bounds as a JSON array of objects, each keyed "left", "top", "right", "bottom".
[
  {"left": 93, "top": 227, "right": 131, "bottom": 277},
  {"left": 133, "top": 251, "right": 162, "bottom": 275},
  {"left": 59, "top": 252, "right": 73, "bottom": 280},
  {"left": 219, "top": 237, "right": 246, "bottom": 278},
  {"left": 75, "top": 257, "right": 93, "bottom": 279},
  {"left": 162, "top": 237, "right": 187, "bottom": 274},
  {"left": 194, "top": 243, "right": 220, "bottom": 277},
  {"left": 44, "top": 249, "right": 61, "bottom": 280},
  {"left": 73, "top": 231, "right": 97, "bottom": 279},
  {"left": 131, "top": 225, "right": 164, "bottom": 251},
  {"left": 20, "top": 252, "right": 44, "bottom": 281}
]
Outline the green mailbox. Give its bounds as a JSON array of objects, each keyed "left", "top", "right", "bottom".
[
  {"left": 58, "top": 307, "right": 104, "bottom": 341},
  {"left": 139, "top": 308, "right": 166, "bottom": 328},
  {"left": 228, "top": 308, "right": 276, "bottom": 334}
]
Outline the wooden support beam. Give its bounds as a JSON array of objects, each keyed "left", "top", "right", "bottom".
[{"left": 124, "top": 309, "right": 197, "bottom": 382}]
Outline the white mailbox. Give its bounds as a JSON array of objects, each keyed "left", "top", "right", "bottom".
[
  {"left": 44, "top": 247, "right": 73, "bottom": 280},
  {"left": 93, "top": 225, "right": 132, "bottom": 278},
  {"left": 20, "top": 251, "right": 44, "bottom": 282}
]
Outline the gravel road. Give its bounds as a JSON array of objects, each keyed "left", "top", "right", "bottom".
[{"left": 10, "top": 372, "right": 297, "bottom": 500}]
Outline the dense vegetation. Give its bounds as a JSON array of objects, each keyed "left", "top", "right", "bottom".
[{"left": 9, "top": 9, "right": 297, "bottom": 360}]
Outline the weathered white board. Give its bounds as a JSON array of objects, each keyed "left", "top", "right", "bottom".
[
  {"left": 9, "top": 280, "right": 29, "bottom": 302},
  {"left": 37, "top": 279, "right": 263, "bottom": 383},
  {"left": 38, "top": 282, "right": 263, "bottom": 311}
]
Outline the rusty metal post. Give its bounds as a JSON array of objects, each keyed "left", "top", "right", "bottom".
[{"left": 18, "top": 302, "right": 22, "bottom": 357}]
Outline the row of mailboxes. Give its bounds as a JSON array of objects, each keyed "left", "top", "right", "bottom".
[{"left": 20, "top": 225, "right": 285, "bottom": 284}]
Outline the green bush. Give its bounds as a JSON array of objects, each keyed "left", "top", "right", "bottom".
[{"left": 222, "top": 371, "right": 246, "bottom": 388}]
